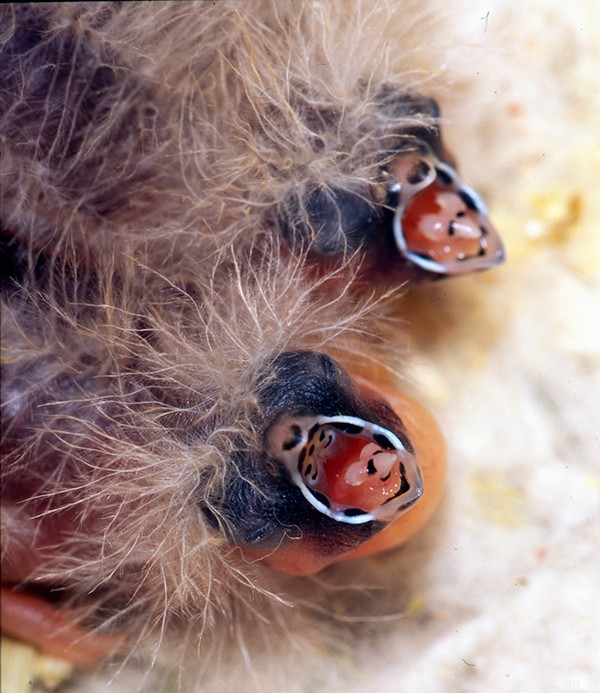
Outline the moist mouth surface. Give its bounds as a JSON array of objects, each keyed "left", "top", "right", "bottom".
[{"left": 268, "top": 414, "right": 424, "bottom": 524}]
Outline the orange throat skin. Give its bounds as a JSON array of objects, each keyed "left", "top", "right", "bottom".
[{"left": 244, "top": 376, "right": 447, "bottom": 575}]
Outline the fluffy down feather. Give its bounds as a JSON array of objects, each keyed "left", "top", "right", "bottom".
[{"left": 0, "top": 1, "right": 493, "bottom": 690}]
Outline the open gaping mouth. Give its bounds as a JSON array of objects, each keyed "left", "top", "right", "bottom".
[
  {"left": 392, "top": 146, "right": 505, "bottom": 275},
  {"left": 268, "top": 414, "right": 423, "bottom": 524}
]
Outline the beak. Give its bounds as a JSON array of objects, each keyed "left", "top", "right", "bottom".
[
  {"left": 391, "top": 147, "right": 505, "bottom": 276},
  {"left": 267, "top": 413, "right": 423, "bottom": 525}
]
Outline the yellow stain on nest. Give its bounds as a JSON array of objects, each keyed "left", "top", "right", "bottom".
[
  {"left": 464, "top": 342, "right": 492, "bottom": 370},
  {"left": 494, "top": 189, "right": 587, "bottom": 263},
  {"left": 529, "top": 186, "right": 600, "bottom": 274},
  {"left": 1, "top": 637, "right": 74, "bottom": 693},
  {"left": 584, "top": 471, "right": 600, "bottom": 493},
  {"left": 527, "top": 190, "right": 584, "bottom": 245},
  {"left": 405, "top": 361, "right": 452, "bottom": 407},
  {"left": 470, "top": 473, "right": 526, "bottom": 529},
  {"left": 406, "top": 592, "right": 428, "bottom": 616}
]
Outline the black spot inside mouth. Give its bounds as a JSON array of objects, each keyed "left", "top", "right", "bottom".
[
  {"left": 407, "top": 160, "right": 432, "bottom": 185},
  {"left": 307, "top": 423, "right": 320, "bottom": 440},
  {"left": 374, "top": 433, "right": 395, "bottom": 450},
  {"left": 478, "top": 231, "right": 489, "bottom": 256},
  {"left": 343, "top": 507, "right": 367, "bottom": 517},
  {"left": 298, "top": 448, "right": 307, "bottom": 465},
  {"left": 448, "top": 220, "right": 456, "bottom": 236},
  {"left": 304, "top": 463, "right": 313, "bottom": 477},
  {"left": 436, "top": 168, "right": 453, "bottom": 186},
  {"left": 413, "top": 252, "right": 434, "bottom": 262},
  {"left": 459, "top": 190, "right": 478, "bottom": 211},
  {"left": 367, "top": 459, "right": 377, "bottom": 475},
  {"left": 382, "top": 463, "right": 411, "bottom": 503},
  {"left": 310, "top": 490, "right": 331, "bottom": 508},
  {"left": 330, "top": 422, "right": 363, "bottom": 435}
]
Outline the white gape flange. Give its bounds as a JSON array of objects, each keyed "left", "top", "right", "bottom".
[
  {"left": 268, "top": 414, "right": 423, "bottom": 525},
  {"left": 392, "top": 146, "right": 505, "bottom": 275}
]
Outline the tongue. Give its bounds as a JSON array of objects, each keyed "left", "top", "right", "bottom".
[{"left": 302, "top": 426, "right": 404, "bottom": 513}]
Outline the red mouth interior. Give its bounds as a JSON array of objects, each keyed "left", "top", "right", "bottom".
[
  {"left": 401, "top": 179, "right": 486, "bottom": 263},
  {"left": 303, "top": 426, "right": 403, "bottom": 513}
]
